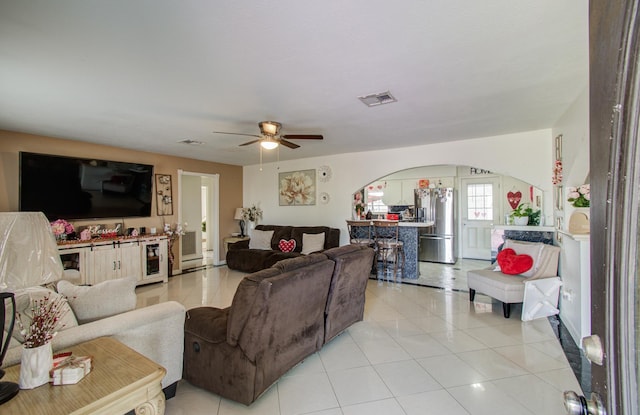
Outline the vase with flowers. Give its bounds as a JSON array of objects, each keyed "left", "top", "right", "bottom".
[
  {"left": 567, "top": 184, "right": 590, "bottom": 208},
  {"left": 241, "top": 204, "right": 263, "bottom": 237},
  {"left": 50, "top": 219, "right": 74, "bottom": 241},
  {"left": 16, "top": 294, "right": 71, "bottom": 389},
  {"left": 164, "top": 223, "right": 186, "bottom": 276}
]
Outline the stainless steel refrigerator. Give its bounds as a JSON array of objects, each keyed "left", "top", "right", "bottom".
[{"left": 415, "top": 188, "right": 457, "bottom": 264}]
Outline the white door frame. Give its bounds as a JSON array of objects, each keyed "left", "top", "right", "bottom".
[
  {"left": 178, "top": 170, "right": 221, "bottom": 268},
  {"left": 459, "top": 176, "right": 501, "bottom": 260}
]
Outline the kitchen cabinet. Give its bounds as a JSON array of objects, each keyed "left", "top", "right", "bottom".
[
  {"left": 58, "top": 235, "right": 168, "bottom": 286},
  {"left": 401, "top": 179, "right": 417, "bottom": 205},
  {"left": 380, "top": 180, "right": 416, "bottom": 205}
]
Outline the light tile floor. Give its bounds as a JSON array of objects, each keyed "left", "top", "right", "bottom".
[{"left": 136, "top": 265, "right": 582, "bottom": 415}]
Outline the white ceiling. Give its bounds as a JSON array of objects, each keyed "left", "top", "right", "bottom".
[{"left": 0, "top": 1, "right": 588, "bottom": 166}]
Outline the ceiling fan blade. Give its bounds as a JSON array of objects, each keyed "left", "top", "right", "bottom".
[
  {"left": 279, "top": 139, "right": 300, "bottom": 149},
  {"left": 212, "top": 131, "right": 260, "bottom": 138},
  {"left": 282, "top": 134, "right": 324, "bottom": 140},
  {"left": 239, "top": 139, "right": 261, "bottom": 147}
]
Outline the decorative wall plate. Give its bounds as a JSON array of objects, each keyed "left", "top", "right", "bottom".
[
  {"left": 317, "top": 165, "right": 332, "bottom": 182},
  {"left": 319, "top": 192, "right": 330, "bottom": 204}
]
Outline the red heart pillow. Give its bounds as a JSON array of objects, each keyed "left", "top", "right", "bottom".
[
  {"left": 278, "top": 239, "right": 296, "bottom": 253},
  {"left": 496, "top": 248, "right": 533, "bottom": 275}
]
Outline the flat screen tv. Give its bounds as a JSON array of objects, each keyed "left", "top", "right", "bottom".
[{"left": 20, "top": 152, "right": 154, "bottom": 220}]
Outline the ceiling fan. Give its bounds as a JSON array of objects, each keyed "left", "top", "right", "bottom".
[{"left": 213, "top": 121, "right": 323, "bottom": 150}]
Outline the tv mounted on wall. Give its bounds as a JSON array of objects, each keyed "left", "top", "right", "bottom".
[{"left": 19, "top": 152, "right": 154, "bottom": 220}]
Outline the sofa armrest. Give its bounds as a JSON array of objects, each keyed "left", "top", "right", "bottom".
[
  {"left": 229, "top": 239, "right": 250, "bottom": 250},
  {"left": 3, "top": 301, "right": 186, "bottom": 389}
]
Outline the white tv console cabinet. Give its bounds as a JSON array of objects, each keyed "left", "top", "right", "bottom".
[{"left": 57, "top": 235, "right": 168, "bottom": 286}]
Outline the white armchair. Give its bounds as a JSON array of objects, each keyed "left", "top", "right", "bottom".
[{"left": 467, "top": 240, "right": 560, "bottom": 318}]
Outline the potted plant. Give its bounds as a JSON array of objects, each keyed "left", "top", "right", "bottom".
[{"left": 509, "top": 203, "right": 540, "bottom": 226}]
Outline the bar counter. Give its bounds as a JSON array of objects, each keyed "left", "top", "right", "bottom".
[{"left": 348, "top": 220, "right": 433, "bottom": 279}]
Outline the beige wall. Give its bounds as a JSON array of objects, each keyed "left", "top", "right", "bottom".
[{"left": 0, "top": 129, "right": 243, "bottom": 263}]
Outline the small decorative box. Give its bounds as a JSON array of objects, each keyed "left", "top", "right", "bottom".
[{"left": 50, "top": 355, "right": 92, "bottom": 385}]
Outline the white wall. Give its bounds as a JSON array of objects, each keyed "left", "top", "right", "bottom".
[{"left": 243, "top": 129, "right": 553, "bottom": 244}]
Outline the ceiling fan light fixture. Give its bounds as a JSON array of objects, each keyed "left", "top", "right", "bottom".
[
  {"left": 260, "top": 121, "right": 280, "bottom": 135},
  {"left": 260, "top": 137, "right": 279, "bottom": 150}
]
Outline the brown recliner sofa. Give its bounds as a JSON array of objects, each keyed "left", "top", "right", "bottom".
[
  {"left": 226, "top": 225, "right": 340, "bottom": 273},
  {"left": 183, "top": 245, "right": 374, "bottom": 405}
]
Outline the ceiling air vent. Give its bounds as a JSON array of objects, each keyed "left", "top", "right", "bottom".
[
  {"left": 178, "top": 139, "right": 204, "bottom": 145},
  {"left": 358, "top": 91, "right": 397, "bottom": 107}
]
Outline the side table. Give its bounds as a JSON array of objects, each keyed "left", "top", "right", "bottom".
[
  {"left": 2, "top": 337, "right": 166, "bottom": 415},
  {"left": 223, "top": 236, "right": 250, "bottom": 255}
]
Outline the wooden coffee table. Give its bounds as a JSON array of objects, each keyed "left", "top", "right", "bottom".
[{"left": 2, "top": 337, "right": 166, "bottom": 415}]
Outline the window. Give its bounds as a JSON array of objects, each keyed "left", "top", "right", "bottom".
[{"left": 467, "top": 183, "right": 493, "bottom": 220}]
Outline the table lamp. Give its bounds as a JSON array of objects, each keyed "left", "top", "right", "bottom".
[
  {"left": 0, "top": 212, "right": 64, "bottom": 405},
  {"left": 234, "top": 208, "right": 245, "bottom": 237}
]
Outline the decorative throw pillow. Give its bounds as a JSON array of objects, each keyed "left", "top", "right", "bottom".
[
  {"left": 248, "top": 229, "right": 274, "bottom": 250},
  {"left": 496, "top": 248, "right": 533, "bottom": 275},
  {"left": 503, "top": 239, "right": 544, "bottom": 277},
  {"left": 9, "top": 287, "right": 78, "bottom": 343},
  {"left": 278, "top": 239, "right": 296, "bottom": 253},
  {"left": 301, "top": 233, "right": 325, "bottom": 255},
  {"left": 57, "top": 276, "right": 137, "bottom": 324}
]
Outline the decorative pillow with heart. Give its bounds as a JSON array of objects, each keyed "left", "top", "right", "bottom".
[
  {"left": 496, "top": 248, "right": 534, "bottom": 275},
  {"left": 278, "top": 239, "right": 296, "bottom": 253}
]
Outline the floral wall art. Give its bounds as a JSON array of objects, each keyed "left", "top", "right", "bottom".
[
  {"left": 279, "top": 169, "right": 316, "bottom": 206},
  {"left": 155, "top": 174, "right": 173, "bottom": 215}
]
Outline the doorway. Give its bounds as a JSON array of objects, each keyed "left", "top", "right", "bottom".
[
  {"left": 460, "top": 176, "right": 500, "bottom": 260},
  {"left": 178, "top": 170, "right": 220, "bottom": 272}
]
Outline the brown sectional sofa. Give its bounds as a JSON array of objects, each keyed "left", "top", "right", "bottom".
[
  {"left": 226, "top": 225, "right": 340, "bottom": 273},
  {"left": 183, "top": 244, "right": 375, "bottom": 405}
]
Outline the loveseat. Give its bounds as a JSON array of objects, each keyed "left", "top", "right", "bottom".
[
  {"left": 183, "top": 244, "right": 375, "bottom": 405},
  {"left": 226, "top": 225, "right": 340, "bottom": 273},
  {"left": 3, "top": 277, "right": 186, "bottom": 397}
]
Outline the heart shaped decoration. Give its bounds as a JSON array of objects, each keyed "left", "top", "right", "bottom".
[
  {"left": 507, "top": 191, "right": 522, "bottom": 210},
  {"left": 496, "top": 248, "right": 533, "bottom": 275},
  {"left": 278, "top": 239, "right": 296, "bottom": 253}
]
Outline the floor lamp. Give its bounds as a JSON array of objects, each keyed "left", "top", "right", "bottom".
[{"left": 0, "top": 212, "right": 64, "bottom": 405}]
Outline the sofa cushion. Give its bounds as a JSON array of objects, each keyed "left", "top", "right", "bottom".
[
  {"left": 278, "top": 239, "right": 296, "bottom": 253},
  {"left": 256, "top": 225, "right": 294, "bottom": 250},
  {"left": 248, "top": 229, "right": 274, "bottom": 250},
  {"left": 290, "top": 227, "right": 331, "bottom": 252},
  {"left": 496, "top": 248, "right": 533, "bottom": 275},
  {"left": 503, "top": 239, "right": 544, "bottom": 277},
  {"left": 8, "top": 287, "right": 78, "bottom": 344},
  {"left": 57, "top": 277, "right": 137, "bottom": 324},
  {"left": 301, "top": 232, "right": 325, "bottom": 255}
]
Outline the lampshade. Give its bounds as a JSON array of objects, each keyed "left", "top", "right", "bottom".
[
  {"left": 234, "top": 208, "right": 244, "bottom": 220},
  {"left": 0, "top": 212, "right": 63, "bottom": 292},
  {"left": 260, "top": 138, "right": 279, "bottom": 150}
]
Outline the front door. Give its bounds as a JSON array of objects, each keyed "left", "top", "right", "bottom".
[
  {"left": 460, "top": 177, "right": 500, "bottom": 260},
  {"left": 564, "top": 1, "right": 640, "bottom": 413}
]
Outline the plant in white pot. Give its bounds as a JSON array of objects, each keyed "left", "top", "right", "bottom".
[{"left": 509, "top": 203, "right": 540, "bottom": 226}]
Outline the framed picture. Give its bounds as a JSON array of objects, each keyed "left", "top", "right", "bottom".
[
  {"left": 155, "top": 174, "right": 173, "bottom": 215},
  {"left": 555, "top": 134, "right": 563, "bottom": 160},
  {"left": 279, "top": 169, "right": 316, "bottom": 206},
  {"left": 555, "top": 185, "right": 564, "bottom": 211}
]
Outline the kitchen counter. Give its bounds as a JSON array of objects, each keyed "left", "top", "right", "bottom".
[{"left": 348, "top": 220, "right": 434, "bottom": 279}]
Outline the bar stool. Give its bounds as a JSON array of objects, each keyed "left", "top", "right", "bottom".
[
  {"left": 373, "top": 220, "right": 404, "bottom": 281},
  {"left": 346, "top": 220, "right": 375, "bottom": 248}
]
